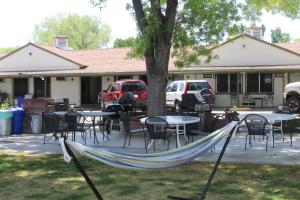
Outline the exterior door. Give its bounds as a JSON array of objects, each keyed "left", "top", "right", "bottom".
[{"left": 13, "top": 78, "right": 29, "bottom": 98}]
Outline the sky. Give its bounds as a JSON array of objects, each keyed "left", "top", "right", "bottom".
[{"left": 0, "top": 0, "right": 300, "bottom": 48}]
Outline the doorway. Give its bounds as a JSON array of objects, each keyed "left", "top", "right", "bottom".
[
  {"left": 81, "top": 77, "right": 102, "bottom": 105},
  {"left": 13, "top": 78, "right": 29, "bottom": 98}
]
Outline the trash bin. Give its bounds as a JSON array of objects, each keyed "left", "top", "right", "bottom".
[
  {"left": 0, "top": 110, "right": 13, "bottom": 136},
  {"left": 31, "top": 114, "right": 42, "bottom": 134},
  {"left": 11, "top": 107, "right": 25, "bottom": 134},
  {"left": 17, "top": 96, "right": 23, "bottom": 107}
]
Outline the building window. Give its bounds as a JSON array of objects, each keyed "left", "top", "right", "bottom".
[
  {"left": 139, "top": 75, "right": 147, "bottom": 85},
  {"left": 260, "top": 73, "right": 272, "bottom": 92},
  {"left": 34, "top": 77, "right": 51, "bottom": 98},
  {"left": 216, "top": 74, "right": 242, "bottom": 93},
  {"left": 246, "top": 73, "right": 273, "bottom": 93},
  {"left": 116, "top": 75, "right": 133, "bottom": 80},
  {"left": 216, "top": 74, "right": 228, "bottom": 92},
  {"left": 13, "top": 78, "right": 28, "bottom": 98},
  {"left": 246, "top": 73, "right": 259, "bottom": 93}
]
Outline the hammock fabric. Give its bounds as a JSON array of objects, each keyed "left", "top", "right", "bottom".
[{"left": 60, "top": 121, "right": 238, "bottom": 170}]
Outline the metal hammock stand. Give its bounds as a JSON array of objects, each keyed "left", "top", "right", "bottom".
[{"left": 63, "top": 123, "right": 238, "bottom": 200}]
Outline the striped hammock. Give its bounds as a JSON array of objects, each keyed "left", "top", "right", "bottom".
[{"left": 60, "top": 121, "right": 238, "bottom": 170}]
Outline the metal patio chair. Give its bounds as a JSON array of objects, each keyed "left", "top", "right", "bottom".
[{"left": 244, "top": 114, "right": 270, "bottom": 151}]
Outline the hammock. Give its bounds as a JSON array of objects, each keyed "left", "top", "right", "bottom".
[
  {"left": 60, "top": 121, "right": 239, "bottom": 200},
  {"left": 60, "top": 121, "right": 238, "bottom": 170}
]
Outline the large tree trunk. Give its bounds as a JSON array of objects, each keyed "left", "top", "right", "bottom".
[{"left": 146, "top": 40, "right": 170, "bottom": 116}]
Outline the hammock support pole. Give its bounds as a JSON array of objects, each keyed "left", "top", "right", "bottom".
[
  {"left": 64, "top": 141, "right": 104, "bottom": 200},
  {"left": 168, "top": 123, "right": 237, "bottom": 200}
]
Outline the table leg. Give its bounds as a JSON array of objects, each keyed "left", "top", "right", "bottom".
[
  {"left": 183, "top": 125, "right": 188, "bottom": 143},
  {"left": 93, "top": 117, "right": 99, "bottom": 144},
  {"left": 176, "top": 124, "right": 181, "bottom": 147}
]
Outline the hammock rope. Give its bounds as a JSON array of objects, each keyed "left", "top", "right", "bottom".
[{"left": 60, "top": 121, "right": 238, "bottom": 170}]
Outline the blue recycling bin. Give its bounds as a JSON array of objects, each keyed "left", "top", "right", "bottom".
[
  {"left": 17, "top": 96, "right": 23, "bottom": 107},
  {"left": 11, "top": 107, "right": 25, "bottom": 134}
]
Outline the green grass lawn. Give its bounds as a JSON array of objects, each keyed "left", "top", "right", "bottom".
[{"left": 0, "top": 152, "right": 299, "bottom": 200}]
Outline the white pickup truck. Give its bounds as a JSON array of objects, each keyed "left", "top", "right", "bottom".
[{"left": 284, "top": 82, "right": 300, "bottom": 111}]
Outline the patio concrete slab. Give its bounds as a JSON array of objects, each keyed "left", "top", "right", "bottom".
[{"left": 0, "top": 127, "right": 300, "bottom": 165}]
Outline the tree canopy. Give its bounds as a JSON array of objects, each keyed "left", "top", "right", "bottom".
[
  {"left": 33, "top": 14, "right": 111, "bottom": 50},
  {"left": 0, "top": 46, "right": 19, "bottom": 54},
  {"left": 113, "top": 37, "right": 137, "bottom": 48},
  {"left": 271, "top": 27, "right": 291, "bottom": 43}
]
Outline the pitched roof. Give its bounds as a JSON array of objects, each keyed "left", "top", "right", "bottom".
[
  {"left": 1, "top": 34, "right": 300, "bottom": 77},
  {"left": 0, "top": 53, "right": 6, "bottom": 58},
  {"left": 276, "top": 43, "right": 300, "bottom": 54}
]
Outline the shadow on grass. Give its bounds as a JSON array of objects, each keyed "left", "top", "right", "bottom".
[{"left": 0, "top": 153, "right": 299, "bottom": 200}]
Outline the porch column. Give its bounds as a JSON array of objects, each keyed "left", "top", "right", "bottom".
[
  {"left": 242, "top": 72, "right": 246, "bottom": 94},
  {"left": 284, "top": 73, "right": 288, "bottom": 85}
]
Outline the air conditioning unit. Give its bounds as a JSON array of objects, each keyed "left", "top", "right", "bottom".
[{"left": 56, "top": 77, "right": 66, "bottom": 81}]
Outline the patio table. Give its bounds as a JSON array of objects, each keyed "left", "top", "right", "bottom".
[
  {"left": 140, "top": 115, "right": 200, "bottom": 147},
  {"left": 239, "top": 113, "right": 296, "bottom": 147},
  {"left": 54, "top": 111, "right": 115, "bottom": 143}
]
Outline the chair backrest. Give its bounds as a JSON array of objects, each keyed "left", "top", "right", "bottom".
[
  {"left": 273, "top": 106, "right": 294, "bottom": 114},
  {"left": 244, "top": 114, "right": 268, "bottom": 135},
  {"left": 65, "top": 111, "right": 84, "bottom": 131},
  {"left": 145, "top": 117, "right": 169, "bottom": 139},
  {"left": 42, "top": 112, "right": 61, "bottom": 134}
]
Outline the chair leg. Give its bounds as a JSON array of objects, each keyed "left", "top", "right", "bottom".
[
  {"left": 290, "top": 131, "right": 293, "bottom": 147},
  {"left": 123, "top": 133, "right": 128, "bottom": 148},
  {"left": 266, "top": 135, "right": 268, "bottom": 151},
  {"left": 143, "top": 133, "right": 147, "bottom": 150},
  {"left": 273, "top": 130, "right": 275, "bottom": 148},
  {"left": 167, "top": 138, "right": 170, "bottom": 151},
  {"left": 43, "top": 133, "right": 46, "bottom": 144},
  {"left": 128, "top": 132, "right": 133, "bottom": 146},
  {"left": 245, "top": 135, "right": 248, "bottom": 150}
]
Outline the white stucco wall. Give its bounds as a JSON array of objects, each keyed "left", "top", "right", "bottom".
[
  {"left": 51, "top": 77, "right": 80, "bottom": 105},
  {"left": 273, "top": 77, "right": 284, "bottom": 106},
  {"left": 102, "top": 76, "right": 114, "bottom": 91},
  {"left": 196, "top": 36, "right": 300, "bottom": 67},
  {"left": 0, "top": 78, "right": 13, "bottom": 102},
  {"left": 289, "top": 73, "right": 300, "bottom": 83},
  {"left": 0, "top": 44, "right": 80, "bottom": 72}
]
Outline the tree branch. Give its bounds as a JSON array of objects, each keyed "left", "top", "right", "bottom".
[
  {"left": 164, "top": 0, "right": 178, "bottom": 42},
  {"left": 150, "top": 0, "right": 164, "bottom": 22},
  {"left": 132, "top": 0, "right": 147, "bottom": 32}
]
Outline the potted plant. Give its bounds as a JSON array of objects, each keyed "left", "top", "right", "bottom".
[{"left": 0, "top": 99, "right": 12, "bottom": 136}]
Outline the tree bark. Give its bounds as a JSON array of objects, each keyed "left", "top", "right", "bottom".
[{"left": 132, "top": 0, "right": 178, "bottom": 116}]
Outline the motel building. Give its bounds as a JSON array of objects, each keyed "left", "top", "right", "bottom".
[{"left": 1, "top": 30, "right": 300, "bottom": 108}]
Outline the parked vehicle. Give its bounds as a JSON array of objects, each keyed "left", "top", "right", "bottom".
[
  {"left": 166, "top": 80, "right": 214, "bottom": 109},
  {"left": 100, "top": 80, "right": 148, "bottom": 110},
  {"left": 284, "top": 82, "right": 300, "bottom": 111}
]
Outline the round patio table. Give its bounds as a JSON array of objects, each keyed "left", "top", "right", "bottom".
[
  {"left": 239, "top": 113, "right": 296, "bottom": 147},
  {"left": 140, "top": 115, "right": 200, "bottom": 147}
]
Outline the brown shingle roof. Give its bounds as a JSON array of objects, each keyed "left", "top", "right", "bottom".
[
  {"left": 37, "top": 44, "right": 178, "bottom": 74},
  {"left": 0, "top": 53, "right": 6, "bottom": 58},
  {"left": 2, "top": 35, "right": 300, "bottom": 77},
  {"left": 276, "top": 43, "right": 300, "bottom": 54}
]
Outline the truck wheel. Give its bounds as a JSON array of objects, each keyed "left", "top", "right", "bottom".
[{"left": 287, "top": 96, "right": 300, "bottom": 112}]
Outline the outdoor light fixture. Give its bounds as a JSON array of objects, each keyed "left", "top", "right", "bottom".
[
  {"left": 242, "top": 44, "right": 246, "bottom": 48},
  {"left": 40, "top": 77, "right": 44, "bottom": 81},
  {"left": 106, "top": 77, "right": 110, "bottom": 81}
]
